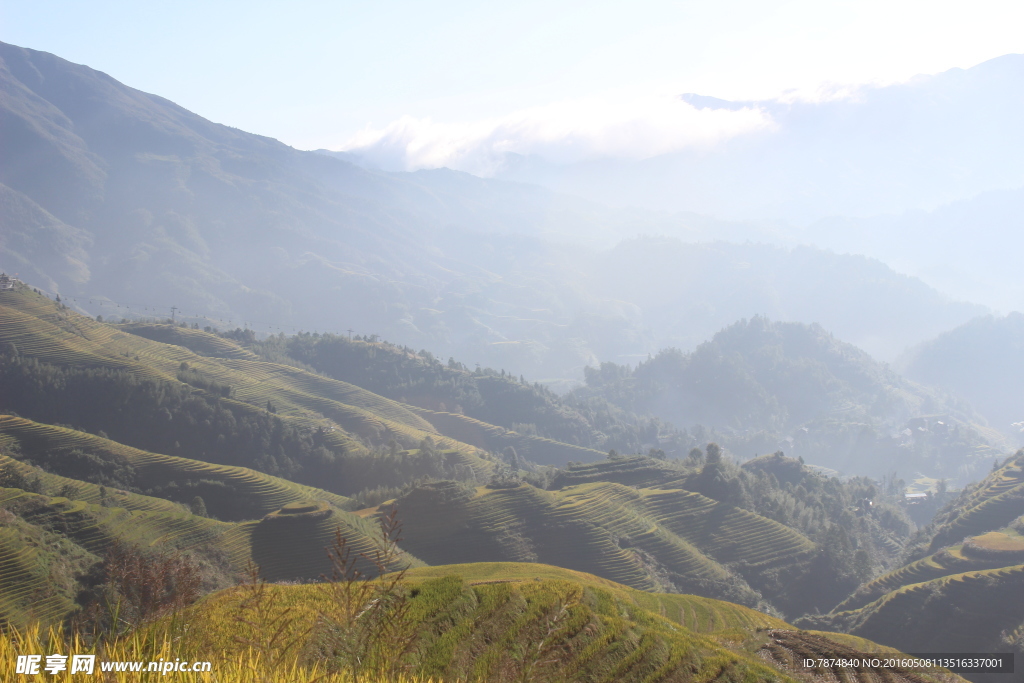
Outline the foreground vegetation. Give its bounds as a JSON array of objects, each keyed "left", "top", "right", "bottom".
[
  {"left": 1, "top": 559, "right": 967, "bottom": 683},
  {"left": 0, "top": 286, "right": 1013, "bottom": 681}
]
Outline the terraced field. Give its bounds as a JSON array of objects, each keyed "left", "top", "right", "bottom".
[
  {"left": 173, "top": 566, "right": 792, "bottom": 683},
  {"left": 814, "top": 456, "right": 1024, "bottom": 660},
  {"left": 401, "top": 562, "right": 788, "bottom": 633},
  {"left": 116, "top": 323, "right": 261, "bottom": 360},
  {"left": 408, "top": 407, "right": 606, "bottom": 466},
  {"left": 0, "top": 290, "right": 497, "bottom": 475},
  {"left": 0, "top": 487, "right": 232, "bottom": 556},
  {"left": 638, "top": 486, "right": 815, "bottom": 570},
  {"left": 929, "top": 452, "right": 1024, "bottom": 552},
  {"left": 550, "top": 456, "right": 683, "bottom": 488},
  {"left": 244, "top": 501, "right": 424, "bottom": 582},
  {"left": 834, "top": 541, "right": 1016, "bottom": 613},
  {"left": 171, "top": 562, "right": 964, "bottom": 683},
  {"left": 0, "top": 522, "right": 80, "bottom": 629},
  {"left": 0, "top": 484, "right": 419, "bottom": 628},
  {"left": 386, "top": 479, "right": 815, "bottom": 609},
  {"left": 0, "top": 415, "right": 356, "bottom": 520},
  {"left": 839, "top": 563, "right": 1024, "bottom": 653}
]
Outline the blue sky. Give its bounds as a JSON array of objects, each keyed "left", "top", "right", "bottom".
[{"left": 3, "top": 0, "right": 1022, "bottom": 158}]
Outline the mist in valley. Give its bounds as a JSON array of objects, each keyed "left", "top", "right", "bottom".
[{"left": 2, "top": 3, "right": 1024, "bottom": 676}]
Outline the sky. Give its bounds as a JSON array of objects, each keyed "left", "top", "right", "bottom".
[{"left": 3, "top": 0, "right": 1023, "bottom": 166}]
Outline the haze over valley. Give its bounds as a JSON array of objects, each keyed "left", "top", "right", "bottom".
[{"left": 2, "top": 3, "right": 1024, "bottom": 679}]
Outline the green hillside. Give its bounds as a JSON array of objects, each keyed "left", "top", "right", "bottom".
[
  {"left": 164, "top": 562, "right": 962, "bottom": 683},
  {"left": 927, "top": 450, "right": 1024, "bottom": 552},
  {"left": 829, "top": 563, "right": 1024, "bottom": 656},
  {"left": 400, "top": 562, "right": 789, "bottom": 632},
  {"left": 0, "top": 414, "right": 354, "bottom": 519},
  {"left": 375, "top": 477, "right": 818, "bottom": 615},
  {"left": 407, "top": 405, "right": 606, "bottom": 467},
  {"left": 0, "top": 480, "right": 417, "bottom": 629},
  {"left": 244, "top": 329, "right": 679, "bottom": 462},
  {"left": 801, "top": 453, "right": 1024, "bottom": 669},
  {"left": 898, "top": 312, "right": 1024, "bottom": 438},
  {"left": 573, "top": 317, "right": 1004, "bottom": 482},
  {"left": 0, "top": 288, "right": 504, "bottom": 495}
]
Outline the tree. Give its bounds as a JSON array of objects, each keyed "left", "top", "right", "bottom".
[
  {"left": 503, "top": 446, "right": 523, "bottom": 471},
  {"left": 705, "top": 442, "right": 722, "bottom": 466}
]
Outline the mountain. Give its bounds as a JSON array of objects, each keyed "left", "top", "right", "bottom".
[
  {"left": 574, "top": 317, "right": 1005, "bottom": 482},
  {"left": 897, "top": 313, "right": 1024, "bottom": 443},
  {"left": 805, "top": 450, "right": 1024, "bottom": 677},
  {"left": 803, "top": 185, "right": 1024, "bottom": 313},
  {"left": 0, "top": 40, "right": 986, "bottom": 382},
  {"left": 0, "top": 287, "right": 918, "bottom": 621},
  {"left": 160, "top": 562, "right": 963, "bottom": 683},
  {"left": 574, "top": 237, "right": 984, "bottom": 362},
  {"left": 492, "top": 55, "right": 1024, "bottom": 225}
]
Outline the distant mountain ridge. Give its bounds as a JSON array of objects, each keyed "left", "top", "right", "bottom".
[
  {"left": 574, "top": 317, "right": 1005, "bottom": 482},
  {"left": 0, "top": 40, "right": 987, "bottom": 380},
  {"left": 897, "top": 313, "right": 1024, "bottom": 443}
]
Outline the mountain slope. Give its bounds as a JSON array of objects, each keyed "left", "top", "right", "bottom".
[
  {"left": 575, "top": 317, "right": 1003, "bottom": 481},
  {"left": 168, "top": 562, "right": 964, "bottom": 683},
  {"left": 0, "top": 285, "right": 502, "bottom": 493},
  {"left": 804, "top": 451, "right": 1024, "bottom": 667},
  {"left": 0, "top": 40, "right": 986, "bottom": 380},
  {"left": 376, "top": 477, "right": 818, "bottom": 616},
  {"left": 898, "top": 313, "right": 1024, "bottom": 441}
]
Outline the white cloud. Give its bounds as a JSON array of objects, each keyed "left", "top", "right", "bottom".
[{"left": 340, "top": 92, "right": 774, "bottom": 175}]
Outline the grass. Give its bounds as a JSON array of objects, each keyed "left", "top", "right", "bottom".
[
  {"left": 0, "top": 622, "right": 441, "bottom": 682},
  {"left": 400, "top": 562, "right": 788, "bottom": 633},
  {"left": 155, "top": 564, "right": 801, "bottom": 683}
]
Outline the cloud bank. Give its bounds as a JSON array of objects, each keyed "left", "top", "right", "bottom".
[{"left": 339, "top": 93, "right": 773, "bottom": 175}]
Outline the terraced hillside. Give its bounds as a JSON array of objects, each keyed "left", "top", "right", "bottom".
[
  {"left": 401, "top": 562, "right": 789, "bottom": 633},
  {"left": 0, "top": 483, "right": 418, "bottom": 629},
  {"left": 928, "top": 450, "right": 1024, "bottom": 552},
  {"left": 0, "top": 415, "right": 355, "bottom": 520},
  {"left": 832, "top": 563, "right": 1024, "bottom": 655},
  {"left": 0, "top": 484, "right": 406, "bottom": 587},
  {"left": 835, "top": 528, "right": 1024, "bottom": 613},
  {"left": 170, "top": 562, "right": 963, "bottom": 683},
  {"left": 379, "top": 478, "right": 816, "bottom": 614},
  {"left": 0, "top": 289, "right": 497, "bottom": 477},
  {"left": 407, "top": 406, "right": 606, "bottom": 467},
  {"left": 0, "top": 511, "right": 94, "bottom": 629},
  {"left": 116, "top": 323, "right": 262, "bottom": 360},
  {"left": 549, "top": 455, "right": 682, "bottom": 488},
  {"left": 802, "top": 455, "right": 1024, "bottom": 668}
]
